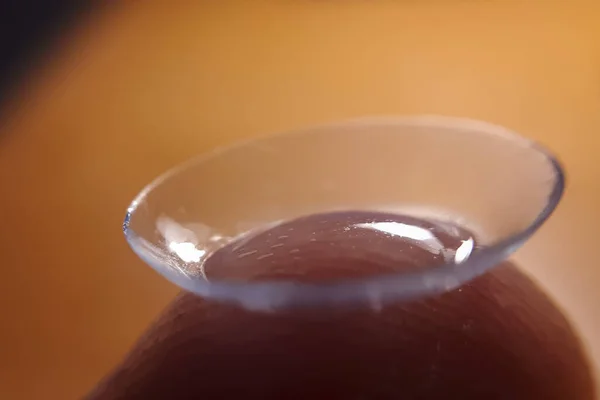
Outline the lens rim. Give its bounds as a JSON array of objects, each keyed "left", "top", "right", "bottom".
[{"left": 123, "top": 116, "right": 565, "bottom": 310}]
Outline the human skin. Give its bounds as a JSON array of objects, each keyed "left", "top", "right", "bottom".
[{"left": 86, "top": 261, "right": 595, "bottom": 400}]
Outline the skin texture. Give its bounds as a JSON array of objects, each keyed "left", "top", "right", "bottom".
[
  {"left": 87, "top": 266, "right": 595, "bottom": 400},
  {"left": 87, "top": 212, "right": 595, "bottom": 399}
]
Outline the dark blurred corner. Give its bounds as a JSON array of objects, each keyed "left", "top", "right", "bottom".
[{"left": 0, "top": 1, "right": 96, "bottom": 112}]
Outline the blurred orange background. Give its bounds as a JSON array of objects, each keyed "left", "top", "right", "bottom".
[{"left": 1, "top": 1, "right": 599, "bottom": 398}]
